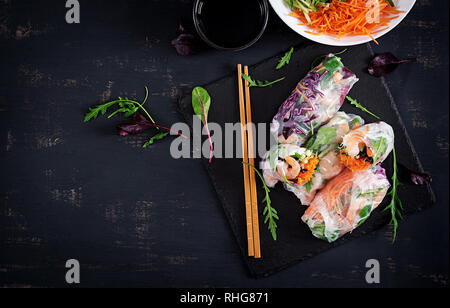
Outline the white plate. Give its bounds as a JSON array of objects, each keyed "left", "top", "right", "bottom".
[{"left": 269, "top": 0, "right": 416, "bottom": 46}]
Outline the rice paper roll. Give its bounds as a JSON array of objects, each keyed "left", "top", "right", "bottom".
[
  {"left": 302, "top": 165, "right": 391, "bottom": 243},
  {"left": 339, "top": 122, "right": 394, "bottom": 171},
  {"left": 271, "top": 54, "right": 359, "bottom": 146},
  {"left": 284, "top": 112, "right": 365, "bottom": 205}
]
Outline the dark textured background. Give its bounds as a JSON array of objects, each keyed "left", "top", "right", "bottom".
[{"left": 0, "top": 0, "right": 448, "bottom": 287}]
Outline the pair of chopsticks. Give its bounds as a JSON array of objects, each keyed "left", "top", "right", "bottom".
[{"left": 237, "top": 64, "right": 261, "bottom": 259}]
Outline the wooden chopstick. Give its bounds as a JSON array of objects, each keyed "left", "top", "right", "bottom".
[
  {"left": 237, "top": 64, "right": 254, "bottom": 257},
  {"left": 244, "top": 66, "right": 261, "bottom": 259}
]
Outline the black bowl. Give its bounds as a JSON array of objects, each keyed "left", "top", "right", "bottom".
[{"left": 193, "top": 0, "right": 269, "bottom": 51}]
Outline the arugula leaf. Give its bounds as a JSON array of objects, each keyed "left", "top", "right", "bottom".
[
  {"left": 346, "top": 96, "right": 380, "bottom": 120},
  {"left": 382, "top": 147, "right": 403, "bottom": 242},
  {"left": 242, "top": 73, "right": 286, "bottom": 88},
  {"left": 370, "top": 137, "right": 388, "bottom": 166},
  {"left": 276, "top": 47, "right": 294, "bottom": 70},
  {"left": 142, "top": 132, "right": 169, "bottom": 148},
  {"left": 84, "top": 87, "right": 157, "bottom": 126},
  {"left": 306, "top": 126, "right": 337, "bottom": 154},
  {"left": 244, "top": 162, "right": 279, "bottom": 241}
]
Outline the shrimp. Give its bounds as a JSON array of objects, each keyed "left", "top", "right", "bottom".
[
  {"left": 343, "top": 131, "right": 367, "bottom": 157},
  {"left": 319, "top": 151, "right": 343, "bottom": 179},
  {"left": 334, "top": 121, "right": 350, "bottom": 143},
  {"left": 277, "top": 156, "right": 301, "bottom": 180}
]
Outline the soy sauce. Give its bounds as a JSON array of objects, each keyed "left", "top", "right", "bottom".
[{"left": 194, "top": 0, "right": 268, "bottom": 50}]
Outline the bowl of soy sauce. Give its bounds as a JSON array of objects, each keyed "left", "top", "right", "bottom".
[{"left": 193, "top": 0, "right": 269, "bottom": 51}]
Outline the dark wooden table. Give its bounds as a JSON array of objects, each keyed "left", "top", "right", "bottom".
[{"left": 0, "top": 0, "right": 448, "bottom": 288}]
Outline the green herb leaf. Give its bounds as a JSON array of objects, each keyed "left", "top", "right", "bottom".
[
  {"left": 84, "top": 87, "right": 157, "bottom": 126},
  {"left": 289, "top": 0, "right": 294, "bottom": 9},
  {"left": 346, "top": 96, "right": 380, "bottom": 120},
  {"left": 306, "top": 126, "right": 337, "bottom": 153},
  {"left": 276, "top": 47, "right": 294, "bottom": 70},
  {"left": 304, "top": 178, "right": 314, "bottom": 193},
  {"left": 192, "top": 87, "right": 211, "bottom": 126},
  {"left": 370, "top": 137, "right": 388, "bottom": 166},
  {"left": 359, "top": 205, "right": 372, "bottom": 219},
  {"left": 386, "top": 0, "right": 395, "bottom": 7},
  {"left": 382, "top": 147, "right": 403, "bottom": 243},
  {"left": 192, "top": 86, "right": 214, "bottom": 163},
  {"left": 142, "top": 132, "right": 169, "bottom": 148},
  {"left": 244, "top": 162, "right": 279, "bottom": 241},
  {"left": 242, "top": 73, "right": 285, "bottom": 88},
  {"left": 311, "top": 48, "right": 347, "bottom": 70}
]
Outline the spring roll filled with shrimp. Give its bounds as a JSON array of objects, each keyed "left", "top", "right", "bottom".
[
  {"left": 261, "top": 144, "right": 319, "bottom": 189},
  {"left": 271, "top": 54, "right": 358, "bottom": 146},
  {"left": 284, "top": 112, "right": 365, "bottom": 205},
  {"left": 339, "top": 122, "right": 394, "bottom": 171},
  {"left": 302, "top": 165, "right": 391, "bottom": 243}
]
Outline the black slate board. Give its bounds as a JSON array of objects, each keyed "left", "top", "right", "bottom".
[{"left": 178, "top": 42, "right": 435, "bottom": 278}]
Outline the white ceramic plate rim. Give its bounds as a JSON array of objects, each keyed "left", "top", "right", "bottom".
[{"left": 269, "top": 0, "right": 416, "bottom": 46}]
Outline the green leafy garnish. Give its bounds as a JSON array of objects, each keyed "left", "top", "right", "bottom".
[
  {"left": 346, "top": 96, "right": 380, "bottom": 120},
  {"left": 84, "top": 87, "right": 157, "bottom": 125},
  {"left": 359, "top": 205, "right": 372, "bottom": 219},
  {"left": 304, "top": 178, "right": 314, "bottom": 193},
  {"left": 244, "top": 162, "right": 279, "bottom": 241},
  {"left": 306, "top": 126, "right": 337, "bottom": 154},
  {"left": 288, "top": 0, "right": 294, "bottom": 9},
  {"left": 383, "top": 147, "right": 403, "bottom": 242},
  {"left": 192, "top": 87, "right": 211, "bottom": 126},
  {"left": 276, "top": 47, "right": 294, "bottom": 70},
  {"left": 311, "top": 48, "right": 347, "bottom": 70},
  {"left": 143, "top": 132, "right": 169, "bottom": 148},
  {"left": 370, "top": 137, "right": 388, "bottom": 166},
  {"left": 357, "top": 188, "right": 383, "bottom": 199},
  {"left": 282, "top": 174, "right": 296, "bottom": 188},
  {"left": 242, "top": 73, "right": 285, "bottom": 88},
  {"left": 385, "top": 0, "right": 395, "bottom": 7},
  {"left": 192, "top": 86, "right": 214, "bottom": 163}
]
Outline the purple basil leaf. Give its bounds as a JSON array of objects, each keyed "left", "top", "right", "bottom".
[
  {"left": 398, "top": 162, "right": 432, "bottom": 186},
  {"left": 171, "top": 34, "right": 201, "bottom": 56},
  {"left": 171, "top": 19, "right": 204, "bottom": 56},
  {"left": 368, "top": 53, "right": 417, "bottom": 77},
  {"left": 117, "top": 113, "right": 154, "bottom": 136}
]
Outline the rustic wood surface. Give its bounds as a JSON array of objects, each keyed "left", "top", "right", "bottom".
[{"left": 0, "top": 0, "right": 448, "bottom": 287}]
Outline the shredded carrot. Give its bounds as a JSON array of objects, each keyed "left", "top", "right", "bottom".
[
  {"left": 316, "top": 66, "right": 327, "bottom": 72},
  {"left": 297, "top": 154, "right": 319, "bottom": 186},
  {"left": 298, "top": 82, "right": 309, "bottom": 90},
  {"left": 290, "top": 0, "right": 404, "bottom": 44},
  {"left": 339, "top": 153, "right": 371, "bottom": 171},
  {"left": 295, "top": 87, "right": 309, "bottom": 100}
]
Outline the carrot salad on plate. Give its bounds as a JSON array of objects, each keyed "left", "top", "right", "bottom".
[{"left": 286, "top": 0, "right": 404, "bottom": 43}]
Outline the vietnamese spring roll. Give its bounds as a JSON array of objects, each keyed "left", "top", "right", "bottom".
[
  {"left": 302, "top": 165, "right": 391, "bottom": 243},
  {"left": 284, "top": 112, "right": 365, "bottom": 205},
  {"left": 271, "top": 54, "right": 359, "bottom": 146},
  {"left": 339, "top": 122, "right": 394, "bottom": 171},
  {"left": 261, "top": 144, "right": 319, "bottom": 189}
]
